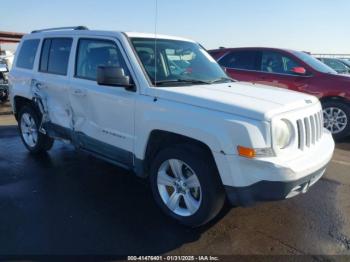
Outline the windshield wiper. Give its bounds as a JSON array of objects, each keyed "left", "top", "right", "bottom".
[
  {"left": 210, "top": 77, "right": 236, "bottom": 83},
  {"left": 154, "top": 77, "right": 236, "bottom": 86},
  {"left": 154, "top": 79, "right": 211, "bottom": 85}
]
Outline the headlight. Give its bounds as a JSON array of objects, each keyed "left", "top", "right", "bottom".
[{"left": 273, "top": 119, "right": 293, "bottom": 149}]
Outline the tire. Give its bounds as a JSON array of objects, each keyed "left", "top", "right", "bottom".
[
  {"left": 149, "top": 145, "right": 225, "bottom": 227},
  {"left": 18, "top": 105, "right": 54, "bottom": 154},
  {"left": 322, "top": 100, "right": 350, "bottom": 140}
]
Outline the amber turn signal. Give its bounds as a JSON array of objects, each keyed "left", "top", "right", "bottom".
[{"left": 237, "top": 146, "right": 256, "bottom": 158}]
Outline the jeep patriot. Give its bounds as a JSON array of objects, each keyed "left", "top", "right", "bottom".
[{"left": 9, "top": 27, "right": 335, "bottom": 226}]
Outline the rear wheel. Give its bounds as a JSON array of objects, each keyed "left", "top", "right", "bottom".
[
  {"left": 322, "top": 101, "right": 350, "bottom": 140},
  {"left": 149, "top": 145, "right": 225, "bottom": 227},
  {"left": 18, "top": 105, "right": 54, "bottom": 153}
]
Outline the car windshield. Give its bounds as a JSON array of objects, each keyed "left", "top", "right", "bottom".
[
  {"left": 341, "top": 59, "right": 350, "bottom": 67},
  {"left": 292, "top": 51, "right": 337, "bottom": 74},
  {"left": 131, "top": 38, "right": 231, "bottom": 86}
]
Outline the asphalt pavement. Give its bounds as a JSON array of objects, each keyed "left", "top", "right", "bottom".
[{"left": 0, "top": 113, "right": 349, "bottom": 257}]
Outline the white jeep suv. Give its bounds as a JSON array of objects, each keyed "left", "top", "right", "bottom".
[{"left": 9, "top": 27, "right": 335, "bottom": 226}]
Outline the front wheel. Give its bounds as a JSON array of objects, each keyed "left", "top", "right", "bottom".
[
  {"left": 149, "top": 145, "right": 225, "bottom": 227},
  {"left": 18, "top": 105, "right": 54, "bottom": 154},
  {"left": 322, "top": 101, "right": 350, "bottom": 140}
]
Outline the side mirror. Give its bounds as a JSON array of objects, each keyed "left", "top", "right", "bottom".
[
  {"left": 291, "top": 67, "right": 307, "bottom": 75},
  {"left": 97, "top": 66, "right": 134, "bottom": 89}
]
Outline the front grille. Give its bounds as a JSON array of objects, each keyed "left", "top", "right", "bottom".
[{"left": 297, "top": 110, "right": 323, "bottom": 150}]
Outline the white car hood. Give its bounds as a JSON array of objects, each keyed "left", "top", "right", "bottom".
[{"left": 153, "top": 81, "right": 319, "bottom": 120}]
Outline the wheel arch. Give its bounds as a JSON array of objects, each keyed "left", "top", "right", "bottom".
[
  {"left": 320, "top": 96, "right": 350, "bottom": 106},
  {"left": 13, "top": 96, "right": 37, "bottom": 120},
  {"left": 320, "top": 95, "right": 350, "bottom": 139},
  {"left": 138, "top": 130, "right": 220, "bottom": 180}
]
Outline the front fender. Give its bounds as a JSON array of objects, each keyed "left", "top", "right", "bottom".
[{"left": 134, "top": 96, "right": 270, "bottom": 160}]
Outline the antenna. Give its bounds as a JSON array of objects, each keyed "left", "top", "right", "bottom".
[{"left": 154, "top": 0, "right": 158, "bottom": 87}]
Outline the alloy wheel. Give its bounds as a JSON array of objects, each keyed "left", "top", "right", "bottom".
[
  {"left": 323, "top": 107, "right": 348, "bottom": 134},
  {"left": 157, "top": 159, "right": 202, "bottom": 217},
  {"left": 20, "top": 112, "right": 38, "bottom": 147}
]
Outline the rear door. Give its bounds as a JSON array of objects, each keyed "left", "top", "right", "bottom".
[
  {"left": 33, "top": 37, "right": 73, "bottom": 129},
  {"left": 217, "top": 50, "right": 261, "bottom": 82},
  {"left": 255, "top": 50, "right": 310, "bottom": 92},
  {"left": 10, "top": 39, "right": 40, "bottom": 108}
]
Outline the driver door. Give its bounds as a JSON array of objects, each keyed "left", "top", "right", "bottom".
[{"left": 69, "top": 37, "right": 136, "bottom": 166}]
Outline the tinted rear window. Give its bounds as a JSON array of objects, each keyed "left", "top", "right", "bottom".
[
  {"left": 39, "top": 39, "right": 51, "bottom": 72},
  {"left": 16, "top": 39, "right": 40, "bottom": 69},
  {"left": 260, "top": 51, "right": 301, "bottom": 74},
  {"left": 208, "top": 50, "right": 225, "bottom": 59},
  {"left": 39, "top": 38, "right": 72, "bottom": 75},
  {"left": 219, "top": 51, "right": 258, "bottom": 70}
]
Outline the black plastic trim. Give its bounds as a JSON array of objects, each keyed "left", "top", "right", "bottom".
[{"left": 225, "top": 164, "right": 327, "bottom": 206}]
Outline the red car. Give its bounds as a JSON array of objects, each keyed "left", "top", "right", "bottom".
[{"left": 209, "top": 47, "right": 350, "bottom": 139}]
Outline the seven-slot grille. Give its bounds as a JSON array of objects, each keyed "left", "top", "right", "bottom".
[{"left": 296, "top": 110, "right": 324, "bottom": 150}]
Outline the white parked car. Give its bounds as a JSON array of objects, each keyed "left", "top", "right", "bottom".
[
  {"left": 9, "top": 27, "right": 335, "bottom": 226},
  {"left": 0, "top": 50, "right": 14, "bottom": 70}
]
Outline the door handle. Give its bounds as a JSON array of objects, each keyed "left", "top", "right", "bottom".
[{"left": 72, "top": 88, "right": 86, "bottom": 97}]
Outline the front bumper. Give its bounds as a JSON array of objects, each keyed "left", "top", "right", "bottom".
[
  {"left": 225, "top": 165, "right": 326, "bottom": 206},
  {"left": 213, "top": 129, "right": 335, "bottom": 206}
]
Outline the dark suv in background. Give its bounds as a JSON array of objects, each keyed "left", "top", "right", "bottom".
[{"left": 209, "top": 47, "right": 350, "bottom": 139}]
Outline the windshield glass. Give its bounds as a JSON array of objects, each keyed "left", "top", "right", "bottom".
[
  {"left": 131, "top": 38, "right": 229, "bottom": 86},
  {"left": 322, "top": 58, "right": 349, "bottom": 73},
  {"left": 292, "top": 51, "right": 337, "bottom": 74},
  {"left": 340, "top": 59, "right": 350, "bottom": 67}
]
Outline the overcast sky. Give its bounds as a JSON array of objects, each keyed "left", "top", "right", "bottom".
[{"left": 1, "top": 0, "right": 349, "bottom": 54}]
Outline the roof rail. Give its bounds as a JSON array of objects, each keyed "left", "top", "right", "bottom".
[{"left": 31, "top": 26, "right": 89, "bottom": 34}]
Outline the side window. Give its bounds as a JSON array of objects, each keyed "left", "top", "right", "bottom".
[
  {"left": 219, "top": 51, "right": 257, "bottom": 70},
  {"left": 75, "top": 39, "right": 130, "bottom": 81},
  {"left": 39, "top": 38, "right": 72, "bottom": 75},
  {"left": 261, "top": 51, "right": 301, "bottom": 74},
  {"left": 323, "top": 59, "right": 347, "bottom": 72},
  {"left": 39, "top": 39, "right": 51, "bottom": 72},
  {"left": 16, "top": 39, "right": 40, "bottom": 69}
]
